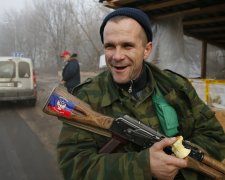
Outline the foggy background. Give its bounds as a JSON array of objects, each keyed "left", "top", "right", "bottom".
[{"left": 0, "top": 0, "right": 110, "bottom": 74}]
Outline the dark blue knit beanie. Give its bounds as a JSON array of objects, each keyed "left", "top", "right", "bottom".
[{"left": 100, "top": 7, "right": 152, "bottom": 43}]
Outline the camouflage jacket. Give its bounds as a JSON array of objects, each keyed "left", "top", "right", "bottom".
[{"left": 57, "top": 62, "right": 225, "bottom": 180}]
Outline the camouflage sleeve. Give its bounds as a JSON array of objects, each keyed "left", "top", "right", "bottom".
[
  {"left": 57, "top": 123, "right": 151, "bottom": 180},
  {"left": 183, "top": 79, "right": 225, "bottom": 161}
]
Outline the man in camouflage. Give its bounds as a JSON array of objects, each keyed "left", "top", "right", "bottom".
[{"left": 57, "top": 7, "right": 225, "bottom": 179}]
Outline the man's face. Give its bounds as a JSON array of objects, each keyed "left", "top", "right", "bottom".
[
  {"left": 62, "top": 54, "right": 70, "bottom": 61},
  {"left": 103, "top": 18, "right": 152, "bottom": 84}
]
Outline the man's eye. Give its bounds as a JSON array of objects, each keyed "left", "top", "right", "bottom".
[
  {"left": 104, "top": 44, "right": 114, "bottom": 49},
  {"left": 124, "top": 43, "right": 133, "bottom": 48}
]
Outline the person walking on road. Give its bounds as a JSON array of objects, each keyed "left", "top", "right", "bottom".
[{"left": 60, "top": 51, "right": 80, "bottom": 93}]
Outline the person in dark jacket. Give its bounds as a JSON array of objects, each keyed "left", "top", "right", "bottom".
[{"left": 60, "top": 51, "right": 80, "bottom": 93}]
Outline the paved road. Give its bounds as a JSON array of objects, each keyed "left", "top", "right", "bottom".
[
  {"left": 0, "top": 72, "right": 63, "bottom": 180},
  {"left": 0, "top": 102, "right": 62, "bottom": 180},
  {"left": 0, "top": 72, "right": 97, "bottom": 180}
]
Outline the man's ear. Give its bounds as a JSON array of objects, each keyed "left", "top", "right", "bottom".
[{"left": 144, "top": 42, "right": 152, "bottom": 60}]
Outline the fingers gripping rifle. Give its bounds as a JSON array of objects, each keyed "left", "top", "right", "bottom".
[{"left": 43, "top": 86, "right": 225, "bottom": 179}]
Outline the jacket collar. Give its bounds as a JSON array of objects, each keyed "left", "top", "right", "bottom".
[{"left": 101, "top": 62, "right": 156, "bottom": 107}]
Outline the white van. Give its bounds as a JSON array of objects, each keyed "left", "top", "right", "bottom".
[{"left": 0, "top": 56, "right": 37, "bottom": 106}]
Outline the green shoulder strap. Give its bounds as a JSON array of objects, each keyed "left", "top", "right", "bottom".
[{"left": 152, "top": 87, "right": 179, "bottom": 137}]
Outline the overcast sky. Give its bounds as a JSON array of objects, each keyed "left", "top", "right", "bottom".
[{"left": 0, "top": 0, "right": 32, "bottom": 19}]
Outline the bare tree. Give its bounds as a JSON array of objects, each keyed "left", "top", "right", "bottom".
[
  {"left": 0, "top": 0, "right": 110, "bottom": 72},
  {"left": 0, "top": 10, "right": 20, "bottom": 56},
  {"left": 32, "top": 0, "right": 75, "bottom": 70},
  {"left": 68, "top": 0, "right": 111, "bottom": 70}
]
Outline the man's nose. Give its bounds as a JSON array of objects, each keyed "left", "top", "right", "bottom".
[{"left": 113, "top": 47, "right": 124, "bottom": 61}]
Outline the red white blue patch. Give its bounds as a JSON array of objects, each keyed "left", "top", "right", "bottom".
[{"left": 47, "top": 93, "right": 75, "bottom": 118}]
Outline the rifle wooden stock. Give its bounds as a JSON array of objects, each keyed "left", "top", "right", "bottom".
[
  {"left": 43, "top": 86, "right": 225, "bottom": 179},
  {"left": 43, "top": 86, "right": 113, "bottom": 129},
  {"left": 202, "top": 155, "right": 225, "bottom": 176},
  {"left": 187, "top": 157, "right": 224, "bottom": 179}
]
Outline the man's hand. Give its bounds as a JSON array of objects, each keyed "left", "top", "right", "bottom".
[{"left": 149, "top": 137, "right": 188, "bottom": 180}]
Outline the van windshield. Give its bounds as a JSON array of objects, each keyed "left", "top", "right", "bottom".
[{"left": 0, "top": 61, "right": 16, "bottom": 78}]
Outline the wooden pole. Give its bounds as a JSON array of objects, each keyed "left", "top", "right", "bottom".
[{"left": 201, "top": 41, "right": 207, "bottom": 78}]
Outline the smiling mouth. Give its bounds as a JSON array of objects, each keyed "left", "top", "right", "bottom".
[
  {"left": 116, "top": 66, "right": 125, "bottom": 70},
  {"left": 114, "top": 66, "right": 127, "bottom": 71}
]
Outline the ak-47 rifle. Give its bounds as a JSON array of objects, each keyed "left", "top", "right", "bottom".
[{"left": 43, "top": 86, "right": 225, "bottom": 179}]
